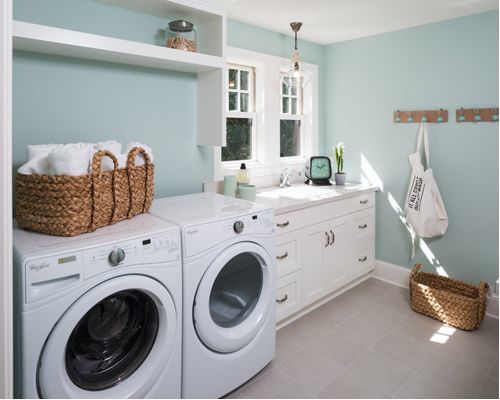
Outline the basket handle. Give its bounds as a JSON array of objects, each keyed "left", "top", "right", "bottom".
[
  {"left": 90, "top": 150, "right": 120, "bottom": 231},
  {"left": 126, "top": 147, "right": 154, "bottom": 218},
  {"left": 410, "top": 264, "right": 422, "bottom": 280},
  {"left": 477, "top": 281, "right": 489, "bottom": 327}
]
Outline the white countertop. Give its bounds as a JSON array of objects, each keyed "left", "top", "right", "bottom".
[{"left": 255, "top": 182, "right": 378, "bottom": 214}]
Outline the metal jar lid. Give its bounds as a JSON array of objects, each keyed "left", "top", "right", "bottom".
[{"left": 168, "top": 20, "right": 194, "bottom": 32}]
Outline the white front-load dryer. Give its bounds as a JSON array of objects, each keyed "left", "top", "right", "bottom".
[
  {"left": 151, "top": 193, "right": 276, "bottom": 399},
  {"left": 13, "top": 214, "right": 182, "bottom": 399}
]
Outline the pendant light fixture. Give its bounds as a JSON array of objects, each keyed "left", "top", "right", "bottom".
[{"left": 284, "top": 22, "right": 312, "bottom": 89}]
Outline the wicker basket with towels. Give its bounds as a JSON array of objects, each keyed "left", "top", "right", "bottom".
[{"left": 16, "top": 147, "right": 154, "bottom": 237}]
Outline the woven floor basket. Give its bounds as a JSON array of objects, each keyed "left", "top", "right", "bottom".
[
  {"left": 16, "top": 147, "right": 154, "bottom": 237},
  {"left": 409, "top": 264, "right": 488, "bottom": 330}
]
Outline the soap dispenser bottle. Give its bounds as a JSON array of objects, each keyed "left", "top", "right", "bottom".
[{"left": 236, "top": 163, "right": 250, "bottom": 196}]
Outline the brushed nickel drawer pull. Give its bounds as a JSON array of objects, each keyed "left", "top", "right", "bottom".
[
  {"left": 358, "top": 256, "right": 368, "bottom": 262},
  {"left": 325, "top": 232, "right": 330, "bottom": 247},
  {"left": 276, "top": 252, "right": 288, "bottom": 260},
  {"left": 360, "top": 199, "right": 369, "bottom": 204},
  {"left": 277, "top": 221, "right": 290, "bottom": 228},
  {"left": 329, "top": 230, "right": 335, "bottom": 245},
  {"left": 358, "top": 224, "right": 368, "bottom": 229},
  {"left": 276, "top": 294, "right": 288, "bottom": 303}
]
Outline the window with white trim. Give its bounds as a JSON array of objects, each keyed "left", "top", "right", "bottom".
[
  {"left": 280, "top": 76, "right": 303, "bottom": 158},
  {"left": 215, "top": 47, "right": 318, "bottom": 181},
  {"left": 222, "top": 64, "right": 256, "bottom": 162}
]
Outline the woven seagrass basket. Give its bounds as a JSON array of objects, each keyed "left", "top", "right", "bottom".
[
  {"left": 409, "top": 264, "right": 488, "bottom": 330},
  {"left": 16, "top": 147, "right": 154, "bottom": 237}
]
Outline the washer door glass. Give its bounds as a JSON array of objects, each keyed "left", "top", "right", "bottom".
[
  {"left": 193, "top": 242, "right": 273, "bottom": 353},
  {"left": 209, "top": 252, "right": 262, "bottom": 328},
  {"left": 38, "top": 275, "right": 178, "bottom": 399},
  {"left": 65, "top": 290, "right": 158, "bottom": 391}
]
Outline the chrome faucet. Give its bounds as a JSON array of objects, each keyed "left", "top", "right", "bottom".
[{"left": 279, "top": 168, "right": 297, "bottom": 188}]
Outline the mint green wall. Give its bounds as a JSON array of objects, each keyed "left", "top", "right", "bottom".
[
  {"left": 324, "top": 11, "right": 499, "bottom": 286},
  {"left": 13, "top": 0, "right": 212, "bottom": 198}
]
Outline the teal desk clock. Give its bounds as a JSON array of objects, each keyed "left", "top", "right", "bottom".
[{"left": 305, "top": 156, "right": 332, "bottom": 186}]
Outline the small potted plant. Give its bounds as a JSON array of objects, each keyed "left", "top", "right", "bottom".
[{"left": 333, "top": 142, "right": 346, "bottom": 185}]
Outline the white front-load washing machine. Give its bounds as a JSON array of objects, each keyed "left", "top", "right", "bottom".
[
  {"left": 13, "top": 214, "right": 182, "bottom": 399},
  {"left": 151, "top": 192, "right": 276, "bottom": 399}
]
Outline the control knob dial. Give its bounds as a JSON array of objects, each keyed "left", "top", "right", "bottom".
[
  {"left": 233, "top": 220, "right": 244, "bottom": 234},
  {"left": 108, "top": 248, "right": 126, "bottom": 266}
]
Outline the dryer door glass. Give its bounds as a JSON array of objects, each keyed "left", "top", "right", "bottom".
[
  {"left": 193, "top": 242, "right": 273, "bottom": 353},
  {"left": 209, "top": 252, "right": 263, "bottom": 328},
  {"left": 65, "top": 290, "right": 159, "bottom": 391}
]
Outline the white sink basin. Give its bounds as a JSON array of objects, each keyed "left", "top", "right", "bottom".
[{"left": 257, "top": 185, "right": 339, "bottom": 201}]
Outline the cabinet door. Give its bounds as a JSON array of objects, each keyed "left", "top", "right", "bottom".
[
  {"left": 301, "top": 220, "right": 332, "bottom": 307},
  {"left": 324, "top": 214, "right": 351, "bottom": 293}
]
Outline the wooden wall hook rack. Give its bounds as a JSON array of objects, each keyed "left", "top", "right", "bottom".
[
  {"left": 393, "top": 109, "right": 448, "bottom": 123},
  {"left": 456, "top": 107, "right": 499, "bottom": 122}
]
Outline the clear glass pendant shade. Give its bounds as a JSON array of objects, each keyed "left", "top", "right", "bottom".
[
  {"left": 284, "top": 23, "right": 312, "bottom": 89},
  {"left": 284, "top": 50, "right": 312, "bottom": 88}
]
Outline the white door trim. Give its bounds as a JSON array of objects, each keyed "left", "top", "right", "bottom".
[{"left": 0, "top": 0, "right": 13, "bottom": 397}]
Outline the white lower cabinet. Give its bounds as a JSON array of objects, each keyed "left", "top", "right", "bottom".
[{"left": 274, "top": 192, "right": 375, "bottom": 323}]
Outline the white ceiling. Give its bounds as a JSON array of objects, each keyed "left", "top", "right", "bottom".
[{"left": 225, "top": 0, "right": 498, "bottom": 45}]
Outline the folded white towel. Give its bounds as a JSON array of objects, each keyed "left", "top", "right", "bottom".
[
  {"left": 48, "top": 143, "right": 92, "bottom": 176},
  {"left": 93, "top": 140, "right": 124, "bottom": 171},
  {"left": 27, "top": 144, "right": 62, "bottom": 161},
  {"left": 17, "top": 154, "right": 51, "bottom": 175},
  {"left": 125, "top": 142, "right": 154, "bottom": 166}
]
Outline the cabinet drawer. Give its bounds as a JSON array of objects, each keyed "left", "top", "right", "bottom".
[
  {"left": 276, "top": 232, "right": 301, "bottom": 278},
  {"left": 342, "top": 192, "right": 375, "bottom": 214},
  {"left": 350, "top": 244, "right": 375, "bottom": 278},
  {"left": 276, "top": 270, "right": 302, "bottom": 323},
  {"left": 351, "top": 209, "right": 375, "bottom": 245},
  {"left": 275, "top": 210, "right": 304, "bottom": 234}
]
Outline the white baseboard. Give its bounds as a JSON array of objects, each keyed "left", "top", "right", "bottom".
[{"left": 372, "top": 260, "right": 499, "bottom": 319}]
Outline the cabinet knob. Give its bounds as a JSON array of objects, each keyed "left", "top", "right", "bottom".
[
  {"left": 358, "top": 256, "right": 368, "bottom": 262},
  {"left": 324, "top": 232, "right": 330, "bottom": 247},
  {"left": 276, "top": 294, "right": 288, "bottom": 303},
  {"left": 360, "top": 199, "right": 369, "bottom": 204},
  {"left": 276, "top": 252, "right": 288, "bottom": 260},
  {"left": 358, "top": 224, "right": 368, "bottom": 229},
  {"left": 277, "top": 221, "right": 290, "bottom": 228}
]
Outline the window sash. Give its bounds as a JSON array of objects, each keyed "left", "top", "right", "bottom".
[
  {"left": 222, "top": 114, "right": 257, "bottom": 163},
  {"left": 227, "top": 64, "right": 255, "bottom": 113}
]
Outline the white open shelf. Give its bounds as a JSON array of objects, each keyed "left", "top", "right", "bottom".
[{"left": 13, "top": 20, "right": 223, "bottom": 74}]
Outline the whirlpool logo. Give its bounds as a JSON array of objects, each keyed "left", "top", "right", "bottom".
[{"left": 28, "top": 262, "right": 49, "bottom": 272}]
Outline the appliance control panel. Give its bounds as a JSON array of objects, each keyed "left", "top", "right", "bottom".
[
  {"left": 183, "top": 209, "right": 274, "bottom": 258},
  {"left": 83, "top": 230, "right": 180, "bottom": 280},
  {"left": 24, "top": 230, "right": 180, "bottom": 303}
]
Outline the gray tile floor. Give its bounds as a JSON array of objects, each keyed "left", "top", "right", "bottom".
[{"left": 227, "top": 278, "right": 499, "bottom": 399}]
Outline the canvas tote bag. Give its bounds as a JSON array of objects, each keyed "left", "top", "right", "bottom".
[{"left": 404, "top": 122, "right": 448, "bottom": 258}]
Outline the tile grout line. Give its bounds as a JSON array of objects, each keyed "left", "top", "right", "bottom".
[{"left": 474, "top": 356, "right": 499, "bottom": 397}]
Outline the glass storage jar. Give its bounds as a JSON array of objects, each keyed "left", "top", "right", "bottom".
[{"left": 166, "top": 20, "right": 197, "bottom": 52}]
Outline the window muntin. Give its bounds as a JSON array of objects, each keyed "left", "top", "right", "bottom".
[{"left": 224, "top": 65, "right": 256, "bottom": 162}]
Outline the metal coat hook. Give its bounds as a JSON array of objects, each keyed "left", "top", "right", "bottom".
[
  {"left": 436, "top": 108, "right": 444, "bottom": 123},
  {"left": 457, "top": 107, "right": 466, "bottom": 122},
  {"left": 473, "top": 107, "right": 481, "bottom": 121},
  {"left": 491, "top": 107, "right": 499, "bottom": 121},
  {"left": 421, "top": 112, "right": 427, "bottom": 122},
  {"left": 395, "top": 110, "right": 401, "bottom": 123},
  {"left": 407, "top": 112, "right": 413, "bottom": 123}
]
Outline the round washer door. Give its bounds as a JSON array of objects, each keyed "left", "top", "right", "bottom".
[
  {"left": 193, "top": 242, "right": 273, "bottom": 353},
  {"left": 38, "top": 275, "right": 177, "bottom": 399}
]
